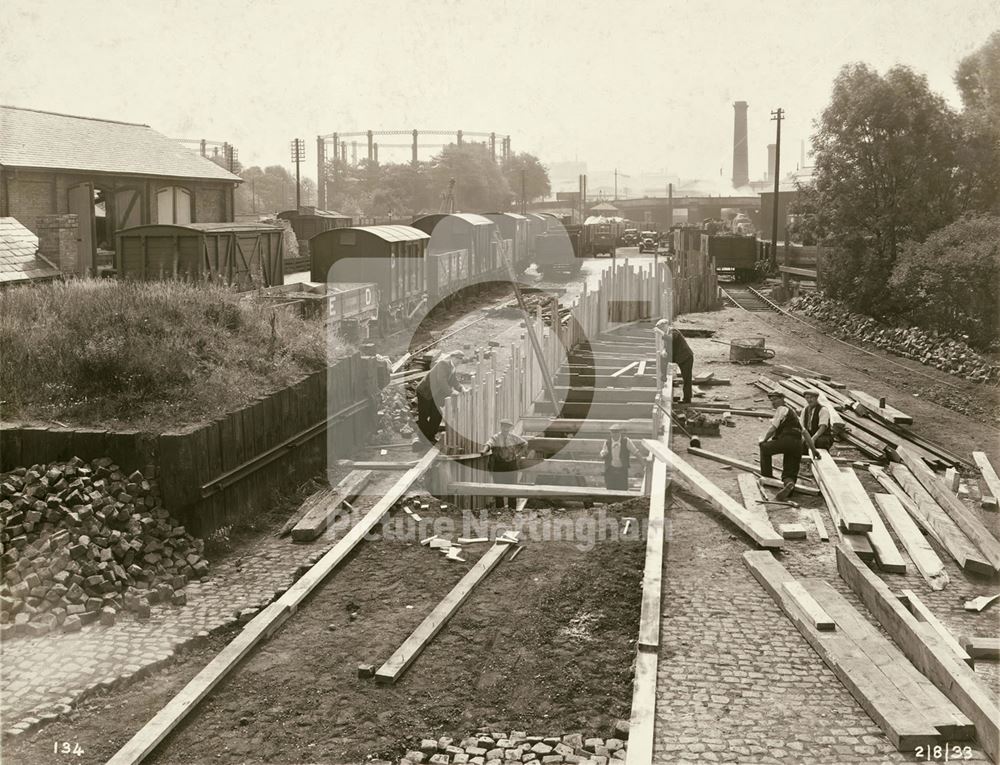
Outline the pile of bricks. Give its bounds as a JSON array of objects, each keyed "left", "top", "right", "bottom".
[
  {"left": 387, "top": 728, "right": 629, "bottom": 765},
  {"left": 0, "top": 456, "right": 210, "bottom": 639},
  {"left": 373, "top": 385, "right": 417, "bottom": 442}
]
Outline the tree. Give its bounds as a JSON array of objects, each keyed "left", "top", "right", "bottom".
[
  {"left": 811, "top": 63, "right": 961, "bottom": 312},
  {"left": 503, "top": 152, "right": 551, "bottom": 205},
  {"left": 235, "top": 165, "right": 299, "bottom": 215},
  {"left": 428, "top": 143, "right": 511, "bottom": 212},
  {"left": 954, "top": 31, "right": 1000, "bottom": 213}
]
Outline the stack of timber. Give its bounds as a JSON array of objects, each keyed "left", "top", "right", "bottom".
[
  {"left": 810, "top": 450, "right": 879, "bottom": 565},
  {"left": 837, "top": 546, "right": 999, "bottom": 762},
  {"left": 745, "top": 551, "right": 973, "bottom": 754},
  {"left": 669, "top": 248, "right": 720, "bottom": 317}
]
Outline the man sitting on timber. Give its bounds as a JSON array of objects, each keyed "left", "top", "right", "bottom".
[
  {"left": 482, "top": 418, "right": 528, "bottom": 510},
  {"left": 600, "top": 423, "right": 646, "bottom": 491},
  {"left": 801, "top": 389, "right": 835, "bottom": 450},
  {"left": 759, "top": 390, "right": 818, "bottom": 500},
  {"left": 415, "top": 352, "right": 464, "bottom": 444},
  {"left": 655, "top": 319, "right": 694, "bottom": 404}
]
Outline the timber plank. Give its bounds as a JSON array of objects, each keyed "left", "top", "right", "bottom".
[
  {"left": 900, "top": 589, "right": 972, "bottom": 666},
  {"left": 873, "top": 490, "right": 949, "bottom": 591},
  {"left": 888, "top": 464, "right": 992, "bottom": 576},
  {"left": 736, "top": 473, "right": 769, "bottom": 523},
  {"left": 962, "top": 637, "right": 1000, "bottom": 660},
  {"left": 637, "top": 459, "right": 667, "bottom": 651},
  {"left": 625, "top": 650, "right": 658, "bottom": 765},
  {"left": 810, "top": 461, "right": 875, "bottom": 561},
  {"left": 646, "top": 441, "right": 783, "bottom": 548},
  {"left": 743, "top": 552, "right": 941, "bottom": 751},
  {"left": 375, "top": 544, "right": 507, "bottom": 683},
  {"left": 686, "top": 445, "right": 820, "bottom": 495},
  {"left": 850, "top": 390, "right": 914, "bottom": 426},
  {"left": 972, "top": 452, "right": 1000, "bottom": 508},
  {"left": 898, "top": 447, "right": 1000, "bottom": 573},
  {"left": 447, "top": 481, "right": 639, "bottom": 501},
  {"left": 840, "top": 468, "right": 906, "bottom": 574},
  {"left": 836, "top": 545, "right": 1000, "bottom": 763},
  {"left": 520, "top": 416, "right": 655, "bottom": 436},
  {"left": 290, "top": 470, "right": 373, "bottom": 542},
  {"left": 781, "top": 580, "right": 835, "bottom": 630},
  {"left": 811, "top": 451, "right": 873, "bottom": 532},
  {"left": 811, "top": 509, "right": 830, "bottom": 541}
]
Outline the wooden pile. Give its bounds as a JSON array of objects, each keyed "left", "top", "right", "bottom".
[
  {"left": 745, "top": 550, "right": 973, "bottom": 753},
  {"left": 1, "top": 456, "right": 210, "bottom": 638}
]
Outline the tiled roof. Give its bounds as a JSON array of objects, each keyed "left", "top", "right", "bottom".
[
  {"left": 0, "top": 105, "right": 241, "bottom": 183},
  {"left": 0, "top": 217, "right": 60, "bottom": 285}
]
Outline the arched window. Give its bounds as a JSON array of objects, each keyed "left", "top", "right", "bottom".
[{"left": 156, "top": 186, "right": 192, "bottom": 224}]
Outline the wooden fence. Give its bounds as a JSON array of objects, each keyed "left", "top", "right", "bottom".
[{"left": 0, "top": 355, "right": 375, "bottom": 535}]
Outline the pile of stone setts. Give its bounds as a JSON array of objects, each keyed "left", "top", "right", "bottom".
[
  {"left": 789, "top": 293, "right": 1000, "bottom": 383},
  {"left": 388, "top": 727, "right": 629, "bottom": 765},
  {"left": 0, "top": 456, "right": 210, "bottom": 639},
  {"left": 373, "top": 384, "right": 417, "bottom": 442}
]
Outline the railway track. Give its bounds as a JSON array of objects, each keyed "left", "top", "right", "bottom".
[{"left": 719, "top": 285, "right": 782, "bottom": 313}]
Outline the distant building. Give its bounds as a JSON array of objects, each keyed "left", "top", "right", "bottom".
[{"left": 0, "top": 105, "right": 241, "bottom": 275}]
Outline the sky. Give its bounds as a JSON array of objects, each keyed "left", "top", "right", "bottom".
[{"left": 2, "top": 0, "right": 998, "bottom": 189}]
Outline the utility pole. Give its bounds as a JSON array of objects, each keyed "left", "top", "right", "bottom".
[
  {"left": 770, "top": 108, "right": 784, "bottom": 256},
  {"left": 290, "top": 138, "right": 306, "bottom": 211}
]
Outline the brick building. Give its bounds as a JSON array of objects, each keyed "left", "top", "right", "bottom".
[{"left": 0, "top": 105, "right": 241, "bottom": 275}]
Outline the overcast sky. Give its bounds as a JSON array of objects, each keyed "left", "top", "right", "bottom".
[{"left": 2, "top": 0, "right": 997, "bottom": 185}]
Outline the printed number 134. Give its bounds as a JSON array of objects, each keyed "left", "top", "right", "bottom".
[{"left": 54, "top": 742, "right": 85, "bottom": 756}]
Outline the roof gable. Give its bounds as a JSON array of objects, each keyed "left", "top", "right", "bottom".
[
  {"left": 0, "top": 106, "right": 241, "bottom": 183},
  {"left": 0, "top": 217, "right": 60, "bottom": 285}
]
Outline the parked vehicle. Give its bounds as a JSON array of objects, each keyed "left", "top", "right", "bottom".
[{"left": 638, "top": 232, "right": 658, "bottom": 253}]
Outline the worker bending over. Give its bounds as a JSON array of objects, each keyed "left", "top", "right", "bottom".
[
  {"left": 655, "top": 319, "right": 694, "bottom": 404},
  {"left": 482, "top": 418, "right": 528, "bottom": 510},
  {"left": 801, "top": 389, "right": 835, "bottom": 450},
  {"left": 600, "top": 423, "right": 646, "bottom": 490},
  {"left": 759, "top": 390, "right": 818, "bottom": 500},
  {"left": 415, "top": 352, "right": 464, "bottom": 444}
]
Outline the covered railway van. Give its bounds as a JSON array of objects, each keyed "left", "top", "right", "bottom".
[
  {"left": 277, "top": 207, "right": 352, "bottom": 242},
  {"left": 115, "top": 222, "right": 285, "bottom": 288},
  {"left": 411, "top": 213, "right": 495, "bottom": 298},
  {"left": 309, "top": 225, "right": 428, "bottom": 332},
  {"left": 484, "top": 212, "right": 530, "bottom": 272}
]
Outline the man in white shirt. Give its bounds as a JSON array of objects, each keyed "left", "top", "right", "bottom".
[
  {"left": 600, "top": 423, "right": 646, "bottom": 490},
  {"left": 482, "top": 418, "right": 528, "bottom": 509},
  {"left": 801, "top": 389, "right": 835, "bottom": 450}
]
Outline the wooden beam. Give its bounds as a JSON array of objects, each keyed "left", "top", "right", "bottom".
[
  {"left": 526, "top": 436, "right": 608, "bottom": 454},
  {"left": 849, "top": 390, "right": 913, "bottom": 426},
  {"left": 637, "top": 460, "right": 667, "bottom": 651},
  {"left": 839, "top": 467, "right": 906, "bottom": 574},
  {"left": 533, "top": 400, "right": 660, "bottom": 418},
  {"left": 898, "top": 447, "right": 1000, "bottom": 573},
  {"left": 624, "top": 650, "right": 658, "bottom": 765},
  {"left": 962, "top": 637, "right": 1000, "bottom": 661},
  {"left": 810, "top": 451, "right": 873, "bottom": 532},
  {"left": 447, "top": 481, "right": 640, "bottom": 501},
  {"left": 743, "top": 552, "right": 954, "bottom": 751},
  {"left": 610, "top": 361, "right": 639, "bottom": 377},
  {"left": 552, "top": 386, "right": 659, "bottom": 403},
  {"left": 519, "top": 459, "right": 605, "bottom": 479},
  {"left": 736, "top": 473, "right": 769, "bottom": 523},
  {"left": 964, "top": 594, "right": 1000, "bottom": 613},
  {"left": 105, "top": 447, "right": 440, "bottom": 765},
  {"left": 346, "top": 460, "right": 417, "bottom": 470},
  {"left": 811, "top": 461, "right": 875, "bottom": 561},
  {"left": 836, "top": 545, "right": 1000, "bottom": 763},
  {"left": 888, "top": 464, "right": 993, "bottom": 576},
  {"left": 900, "top": 589, "right": 972, "bottom": 666},
  {"left": 972, "top": 452, "right": 1000, "bottom": 508},
  {"left": 290, "top": 470, "right": 373, "bottom": 542},
  {"left": 810, "top": 509, "right": 830, "bottom": 541},
  {"left": 645, "top": 441, "right": 783, "bottom": 548},
  {"left": 781, "top": 580, "right": 835, "bottom": 630},
  {"left": 520, "top": 416, "right": 655, "bottom": 435},
  {"left": 375, "top": 543, "right": 507, "bottom": 683},
  {"left": 685, "top": 445, "right": 820, "bottom": 495},
  {"left": 873, "top": 492, "right": 948, "bottom": 591}
]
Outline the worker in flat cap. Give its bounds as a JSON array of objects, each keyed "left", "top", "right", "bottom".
[
  {"left": 801, "top": 389, "right": 835, "bottom": 450},
  {"left": 415, "top": 351, "right": 465, "bottom": 444},
  {"left": 482, "top": 417, "right": 528, "bottom": 510},
  {"left": 655, "top": 319, "right": 694, "bottom": 404},
  {"left": 759, "top": 390, "right": 818, "bottom": 500},
  {"left": 600, "top": 423, "right": 647, "bottom": 491}
]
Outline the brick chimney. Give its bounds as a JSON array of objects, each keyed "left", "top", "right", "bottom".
[
  {"left": 732, "top": 101, "right": 749, "bottom": 188},
  {"left": 36, "top": 214, "right": 82, "bottom": 276}
]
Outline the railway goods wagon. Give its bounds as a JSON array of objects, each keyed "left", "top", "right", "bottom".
[
  {"left": 115, "top": 222, "right": 284, "bottom": 288},
  {"left": 523, "top": 213, "right": 551, "bottom": 260},
  {"left": 252, "top": 281, "right": 379, "bottom": 338},
  {"left": 485, "top": 212, "right": 531, "bottom": 272},
  {"left": 309, "top": 225, "right": 428, "bottom": 332},
  {"left": 277, "top": 207, "right": 353, "bottom": 242},
  {"left": 411, "top": 213, "right": 494, "bottom": 294},
  {"left": 535, "top": 220, "right": 584, "bottom": 278},
  {"left": 582, "top": 215, "right": 621, "bottom": 256},
  {"left": 702, "top": 233, "right": 758, "bottom": 282}
]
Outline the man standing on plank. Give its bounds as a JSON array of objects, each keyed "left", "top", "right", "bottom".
[
  {"left": 759, "top": 390, "right": 818, "bottom": 499},
  {"left": 482, "top": 418, "right": 528, "bottom": 510},
  {"left": 415, "top": 352, "right": 464, "bottom": 444},
  {"left": 655, "top": 319, "right": 694, "bottom": 403},
  {"left": 600, "top": 423, "right": 646, "bottom": 490},
  {"left": 801, "top": 389, "right": 835, "bottom": 450}
]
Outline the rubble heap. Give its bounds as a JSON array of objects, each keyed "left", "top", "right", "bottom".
[
  {"left": 0, "top": 456, "right": 210, "bottom": 639},
  {"left": 789, "top": 293, "right": 1000, "bottom": 383},
  {"left": 373, "top": 384, "right": 416, "bottom": 443},
  {"left": 388, "top": 727, "right": 630, "bottom": 765}
]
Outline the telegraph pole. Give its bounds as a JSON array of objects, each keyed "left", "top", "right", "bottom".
[
  {"left": 290, "top": 138, "right": 306, "bottom": 211},
  {"left": 769, "top": 109, "right": 784, "bottom": 255}
]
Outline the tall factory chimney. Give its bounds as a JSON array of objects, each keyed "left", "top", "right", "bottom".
[
  {"left": 767, "top": 143, "right": 777, "bottom": 182},
  {"left": 732, "top": 101, "right": 749, "bottom": 188}
]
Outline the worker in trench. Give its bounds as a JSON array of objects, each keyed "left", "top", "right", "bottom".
[
  {"left": 415, "top": 351, "right": 465, "bottom": 444},
  {"left": 801, "top": 388, "right": 835, "bottom": 450},
  {"left": 655, "top": 319, "right": 694, "bottom": 404},
  {"left": 759, "top": 390, "right": 819, "bottom": 500},
  {"left": 600, "top": 423, "right": 648, "bottom": 490},
  {"left": 481, "top": 418, "right": 528, "bottom": 510}
]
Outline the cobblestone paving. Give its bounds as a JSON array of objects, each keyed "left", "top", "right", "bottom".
[
  {"left": 652, "top": 500, "right": 993, "bottom": 765},
  {"left": 0, "top": 482, "right": 385, "bottom": 735}
]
